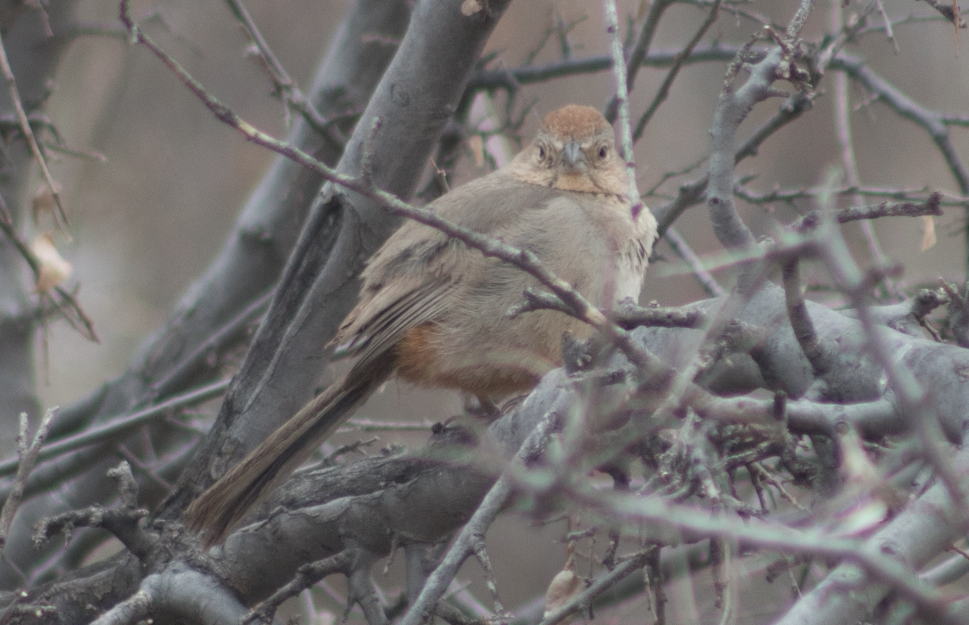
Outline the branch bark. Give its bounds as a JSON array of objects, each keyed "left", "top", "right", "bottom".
[{"left": 0, "top": 0, "right": 410, "bottom": 588}]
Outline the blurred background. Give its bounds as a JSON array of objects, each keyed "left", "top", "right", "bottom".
[{"left": 22, "top": 0, "right": 969, "bottom": 621}]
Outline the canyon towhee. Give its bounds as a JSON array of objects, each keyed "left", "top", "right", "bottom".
[{"left": 186, "top": 105, "right": 658, "bottom": 546}]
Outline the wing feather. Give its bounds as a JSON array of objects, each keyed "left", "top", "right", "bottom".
[{"left": 333, "top": 172, "right": 565, "bottom": 364}]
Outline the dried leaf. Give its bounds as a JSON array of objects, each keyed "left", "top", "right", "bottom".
[
  {"left": 921, "top": 215, "right": 937, "bottom": 251},
  {"left": 31, "top": 182, "right": 62, "bottom": 226},
  {"left": 31, "top": 232, "right": 72, "bottom": 292},
  {"left": 468, "top": 135, "right": 485, "bottom": 167},
  {"left": 460, "top": 0, "right": 482, "bottom": 16},
  {"left": 543, "top": 566, "right": 581, "bottom": 618}
]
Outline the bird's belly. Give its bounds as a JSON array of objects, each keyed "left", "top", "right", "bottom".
[{"left": 394, "top": 317, "right": 573, "bottom": 399}]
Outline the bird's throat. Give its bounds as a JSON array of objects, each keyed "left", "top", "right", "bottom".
[{"left": 551, "top": 172, "right": 603, "bottom": 194}]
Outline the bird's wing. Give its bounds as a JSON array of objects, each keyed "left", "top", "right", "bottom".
[
  {"left": 333, "top": 277, "right": 452, "bottom": 364},
  {"left": 333, "top": 173, "right": 561, "bottom": 364}
]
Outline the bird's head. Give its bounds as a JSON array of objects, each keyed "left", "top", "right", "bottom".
[{"left": 509, "top": 105, "right": 629, "bottom": 196}]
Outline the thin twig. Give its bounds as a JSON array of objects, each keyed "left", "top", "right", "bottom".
[
  {"left": 341, "top": 418, "right": 438, "bottom": 432},
  {"left": 0, "top": 379, "right": 229, "bottom": 478},
  {"left": 663, "top": 226, "right": 726, "bottom": 297},
  {"left": 602, "top": 0, "right": 644, "bottom": 210},
  {"left": 655, "top": 90, "right": 815, "bottom": 237},
  {"left": 399, "top": 412, "right": 559, "bottom": 625},
  {"left": 605, "top": 0, "right": 675, "bottom": 123},
  {"left": 0, "top": 31, "right": 69, "bottom": 230},
  {"left": 789, "top": 193, "right": 943, "bottom": 231},
  {"left": 243, "top": 551, "right": 354, "bottom": 625},
  {"left": 147, "top": 290, "right": 272, "bottom": 399},
  {"left": 740, "top": 185, "right": 957, "bottom": 208},
  {"left": 815, "top": 218, "right": 969, "bottom": 540},
  {"left": 0, "top": 408, "right": 57, "bottom": 550},
  {"left": 786, "top": 0, "right": 817, "bottom": 39},
  {"left": 830, "top": 0, "right": 898, "bottom": 300},
  {"left": 224, "top": 0, "right": 343, "bottom": 149},
  {"left": 538, "top": 548, "right": 655, "bottom": 625},
  {"left": 569, "top": 475, "right": 960, "bottom": 625},
  {"left": 830, "top": 52, "right": 969, "bottom": 266},
  {"left": 633, "top": 0, "right": 722, "bottom": 141}
]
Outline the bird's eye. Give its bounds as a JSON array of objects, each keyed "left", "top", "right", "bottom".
[
  {"left": 538, "top": 145, "right": 546, "bottom": 160},
  {"left": 598, "top": 146, "right": 608, "bottom": 159}
]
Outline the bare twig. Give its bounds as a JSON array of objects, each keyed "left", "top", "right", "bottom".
[
  {"left": 830, "top": 0, "right": 898, "bottom": 300},
  {"left": 655, "top": 90, "right": 815, "bottom": 237},
  {"left": 830, "top": 52, "right": 969, "bottom": 266},
  {"left": 873, "top": 0, "right": 900, "bottom": 53},
  {"left": 399, "top": 412, "right": 559, "bottom": 625},
  {"left": 663, "top": 226, "right": 726, "bottom": 297},
  {"left": 790, "top": 193, "right": 943, "bottom": 231},
  {"left": 633, "top": 0, "right": 722, "bottom": 141},
  {"left": 742, "top": 186, "right": 954, "bottom": 210},
  {"left": 147, "top": 290, "right": 271, "bottom": 400},
  {"left": 243, "top": 551, "right": 354, "bottom": 625},
  {"left": 0, "top": 31, "right": 69, "bottom": 230},
  {"left": 815, "top": 218, "right": 969, "bottom": 538},
  {"left": 569, "top": 474, "right": 960, "bottom": 625},
  {"left": 0, "top": 379, "right": 229, "bottom": 479},
  {"left": 602, "top": 0, "right": 644, "bottom": 211},
  {"left": 341, "top": 418, "right": 438, "bottom": 432},
  {"left": 604, "top": 0, "right": 675, "bottom": 123},
  {"left": 538, "top": 548, "right": 655, "bottom": 625},
  {"left": 225, "top": 0, "right": 343, "bottom": 148},
  {"left": 786, "top": 0, "right": 817, "bottom": 38},
  {"left": 0, "top": 408, "right": 56, "bottom": 550},
  {"left": 33, "top": 462, "right": 153, "bottom": 558}
]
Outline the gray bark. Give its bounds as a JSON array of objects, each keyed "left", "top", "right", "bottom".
[{"left": 0, "top": 0, "right": 411, "bottom": 588}]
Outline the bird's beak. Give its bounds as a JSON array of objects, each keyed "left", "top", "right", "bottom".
[{"left": 561, "top": 141, "right": 585, "bottom": 172}]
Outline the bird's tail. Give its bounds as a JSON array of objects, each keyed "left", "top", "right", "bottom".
[{"left": 185, "top": 356, "right": 394, "bottom": 547}]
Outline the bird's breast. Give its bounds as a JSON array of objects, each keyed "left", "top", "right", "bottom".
[{"left": 582, "top": 194, "right": 657, "bottom": 303}]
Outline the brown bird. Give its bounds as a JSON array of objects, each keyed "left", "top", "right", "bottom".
[{"left": 185, "top": 105, "right": 658, "bottom": 546}]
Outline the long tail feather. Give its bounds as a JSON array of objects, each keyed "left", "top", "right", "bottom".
[{"left": 185, "top": 357, "right": 394, "bottom": 547}]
